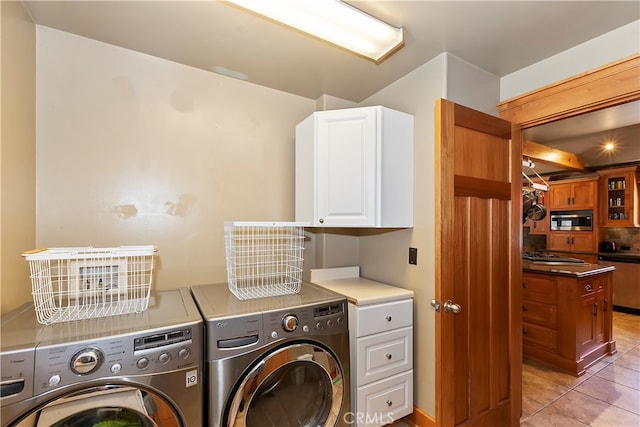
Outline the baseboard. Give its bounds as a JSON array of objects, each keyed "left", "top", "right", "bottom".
[{"left": 401, "top": 407, "right": 436, "bottom": 427}]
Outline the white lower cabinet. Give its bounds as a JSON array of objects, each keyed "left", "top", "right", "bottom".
[
  {"left": 349, "top": 299, "right": 414, "bottom": 426},
  {"left": 357, "top": 371, "right": 414, "bottom": 427}
]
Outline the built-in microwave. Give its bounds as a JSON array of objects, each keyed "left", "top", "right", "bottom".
[{"left": 550, "top": 210, "right": 593, "bottom": 231}]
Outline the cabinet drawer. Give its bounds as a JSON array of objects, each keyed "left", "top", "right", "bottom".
[
  {"left": 355, "top": 370, "right": 413, "bottom": 427},
  {"left": 352, "top": 299, "right": 413, "bottom": 337},
  {"left": 522, "top": 300, "right": 557, "bottom": 329},
  {"left": 523, "top": 323, "right": 557, "bottom": 350},
  {"left": 357, "top": 327, "right": 412, "bottom": 386},
  {"left": 522, "top": 275, "right": 558, "bottom": 303},
  {"left": 578, "top": 277, "right": 605, "bottom": 297}
]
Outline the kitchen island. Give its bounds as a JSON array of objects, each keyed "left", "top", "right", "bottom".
[{"left": 522, "top": 261, "right": 616, "bottom": 376}]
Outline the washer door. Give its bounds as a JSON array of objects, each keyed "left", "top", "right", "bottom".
[
  {"left": 227, "top": 342, "right": 345, "bottom": 427},
  {"left": 14, "top": 385, "right": 181, "bottom": 427}
]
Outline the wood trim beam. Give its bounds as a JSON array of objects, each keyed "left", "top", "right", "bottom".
[
  {"left": 523, "top": 140, "right": 587, "bottom": 172},
  {"left": 498, "top": 54, "right": 640, "bottom": 128}
]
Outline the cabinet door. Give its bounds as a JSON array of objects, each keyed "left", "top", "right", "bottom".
[
  {"left": 571, "top": 181, "right": 597, "bottom": 209},
  {"left": 570, "top": 233, "right": 594, "bottom": 252},
  {"left": 548, "top": 233, "right": 573, "bottom": 251},
  {"left": 315, "top": 108, "right": 377, "bottom": 226},
  {"left": 549, "top": 183, "right": 573, "bottom": 209},
  {"left": 599, "top": 168, "right": 640, "bottom": 227},
  {"left": 577, "top": 292, "right": 599, "bottom": 357}
]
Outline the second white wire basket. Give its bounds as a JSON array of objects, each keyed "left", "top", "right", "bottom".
[
  {"left": 224, "top": 222, "right": 305, "bottom": 300},
  {"left": 22, "top": 245, "right": 156, "bottom": 324}
]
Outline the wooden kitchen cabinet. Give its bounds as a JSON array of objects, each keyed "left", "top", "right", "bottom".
[
  {"left": 597, "top": 166, "right": 640, "bottom": 227},
  {"left": 524, "top": 215, "right": 549, "bottom": 234},
  {"left": 548, "top": 232, "right": 594, "bottom": 252},
  {"left": 295, "top": 106, "right": 414, "bottom": 227},
  {"left": 548, "top": 178, "right": 598, "bottom": 210},
  {"left": 522, "top": 270, "right": 615, "bottom": 376}
]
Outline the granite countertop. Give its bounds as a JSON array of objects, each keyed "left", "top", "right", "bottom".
[
  {"left": 523, "top": 260, "right": 616, "bottom": 277},
  {"left": 597, "top": 251, "right": 640, "bottom": 261}
]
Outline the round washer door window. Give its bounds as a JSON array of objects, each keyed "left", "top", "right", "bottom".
[
  {"left": 228, "top": 343, "right": 345, "bottom": 427},
  {"left": 14, "top": 385, "right": 180, "bottom": 427}
]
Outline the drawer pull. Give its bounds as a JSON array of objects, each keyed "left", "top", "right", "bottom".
[
  {"left": 385, "top": 315, "right": 392, "bottom": 322},
  {"left": 386, "top": 400, "right": 393, "bottom": 407},
  {"left": 385, "top": 353, "right": 392, "bottom": 360},
  {"left": 593, "top": 303, "right": 598, "bottom": 316},
  {"left": 584, "top": 284, "right": 593, "bottom": 292}
]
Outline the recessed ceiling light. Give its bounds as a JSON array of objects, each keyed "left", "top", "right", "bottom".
[{"left": 603, "top": 141, "right": 616, "bottom": 151}]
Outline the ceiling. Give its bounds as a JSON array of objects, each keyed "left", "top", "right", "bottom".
[{"left": 21, "top": 0, "right": 640, "bottom": 171}]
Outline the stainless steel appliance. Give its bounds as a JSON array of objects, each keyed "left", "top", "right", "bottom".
[
  {"left": 598, "top": 254, "right": 640, "bottom": 314},
  {"left": 191, "top": 282, "right": 350, "bottom": 427},
  {"left": 0, "top": 288, "right": 203, "bottom": 427},
  {"left": 550, "top": 210, "right": 593, "bottom": 231}
]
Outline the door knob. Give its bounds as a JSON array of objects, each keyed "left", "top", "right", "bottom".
[
  {"left": 444, "top": 300, "right": 461, "bottom": 314},
  {"left": 430, "top": 299, "right": 441, "bottom": 312}
]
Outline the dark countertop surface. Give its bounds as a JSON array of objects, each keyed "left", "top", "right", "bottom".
[
  {"left": 523, "top": 260, "right": 616, "bottom": 277},
  {"left": 597, "top": 251, "right": 640, "bottom": 261}
]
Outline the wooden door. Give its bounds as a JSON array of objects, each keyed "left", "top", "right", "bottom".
[{"left": 435, "top": 99, "right": 522, "bottom": 426}]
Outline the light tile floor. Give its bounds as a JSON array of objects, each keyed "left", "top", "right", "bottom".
[{"left": 521, "top": 311, "right": 640, "bottom": 426}]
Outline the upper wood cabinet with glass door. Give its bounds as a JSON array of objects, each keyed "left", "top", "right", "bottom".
[{"left": 597, "top": 166, "right": 640, "bottom": 227}]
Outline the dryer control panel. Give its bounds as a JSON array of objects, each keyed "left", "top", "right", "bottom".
[
  {"left": 264, "top": 299, "right": 347, "bottom": 342},
  {"left": 33, "top": 325, "right": 202, "bottom": 395}
]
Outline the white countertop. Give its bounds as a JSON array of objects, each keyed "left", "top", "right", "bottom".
[{"left": 310, "top": 266, "right": 414, "bottom": 306}]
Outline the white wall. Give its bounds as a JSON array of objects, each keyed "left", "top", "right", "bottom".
[
  {"left": 501, "top": 20, "right": 640, "bottom": 100},
  {"left": 35, "top": 27, "right": 315, "bottom": 294},
  {"left": 445, "top": 53, "right": 501, "bottom": 116},
  {"left": 1, "top": 1, "right": 36, "bottom": 313}
]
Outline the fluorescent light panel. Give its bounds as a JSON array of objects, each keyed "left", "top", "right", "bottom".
[{"left": 227, "top": 0, "right": 404, "bottom": 63}]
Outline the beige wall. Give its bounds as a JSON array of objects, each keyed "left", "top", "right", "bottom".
[
  {"left": 34, "top": 27, "right": 315, "bottom": 297},
  {"left": 0, "top": 1, "right": 36, "bottom": 313}
]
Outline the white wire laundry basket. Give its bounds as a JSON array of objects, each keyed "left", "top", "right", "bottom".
[
  {"left": 224, "top": 222, "right": 305, "bottom": 300},
  {"left": 22, "top": 245, "right": 156, "bottom": 325}
]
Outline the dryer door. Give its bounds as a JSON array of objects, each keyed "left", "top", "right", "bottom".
[
  {"left": 227, "top": 342, "right": 345, "bottom": 427},
  {"left": 13, "top": 385, "right": 181, "bottom": 427}
]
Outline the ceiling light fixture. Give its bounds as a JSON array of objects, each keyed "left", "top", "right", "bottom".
[{"left": 226, "top": 0, "right": 404, "bottom": 64}]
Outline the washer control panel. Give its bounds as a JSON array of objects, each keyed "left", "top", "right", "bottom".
[
  {"left": 33, "top": 326, "right": 200, "bottom": 394},
  {"left": 265, "top": 299, "right": 347, "bottom": 342}
]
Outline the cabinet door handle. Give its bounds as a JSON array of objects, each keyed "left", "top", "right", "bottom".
[
  {"left": 567, "top": 237, "right": 571, "bottom": 245},
  {"left": 572, "top": 197, "right": 575, "bottom": 205},
  {"left": 584, "top": 284, "right": 593, "bottom": 292},
  {"left": 385, "top": 353, "right": 392, "bottom": 360},
  {"left": 603, "top": 299, "right": 608, "bottom": 312},
  {"left": 567, "top": 197, "right": 571, "bottom": 205},
  {"left": 385, "top": 315, "right": 392, "bottom": 322},
  {"left": 593, "top": 303, "right": 598, "bottom": 316},
  {"left": 522, "top": 282, "right": 528, "bottom": 289},
  {"left": 522, "top": 305, "right": 528, "bottom": 311},
  {"left": 523, "top": 327, "right": 528, "bottom": 334}
]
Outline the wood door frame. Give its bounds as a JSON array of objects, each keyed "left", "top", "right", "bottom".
[{"left": 497, "top": 54, "right": 640, "bottom": 127}]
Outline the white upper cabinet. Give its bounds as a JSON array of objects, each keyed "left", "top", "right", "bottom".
[{"left": 295, "top": 106, "right": 414, "bottom": 227}]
